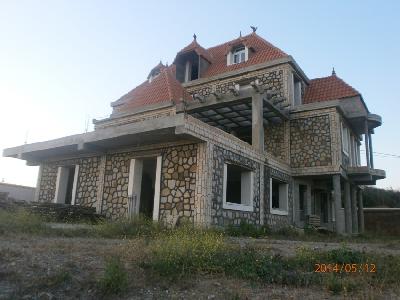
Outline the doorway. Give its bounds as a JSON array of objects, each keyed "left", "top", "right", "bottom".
[
  {"left": 314, "top": 190, "right": 329, "bottom": 225},
  {"left": 128, "top": 156, "right": 162, "bottom": 220},
  {"left": 54, "top": 165, "right": 79, "bottom": 205}
]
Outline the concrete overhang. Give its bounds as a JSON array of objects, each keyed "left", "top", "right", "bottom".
[
  {"left": 347, "top": 166, "right": 386, "bottom": 185},
  {"left": 3, "top": 114, "right": 199, "bottom": 163}
]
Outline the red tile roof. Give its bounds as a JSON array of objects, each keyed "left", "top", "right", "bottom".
[
  {"left": 303, "top": 74, "right": 360, "bottom": 104},
  {"left": 112, "top": 64, "right": 191, "bottom": 112},
  {"left": 176, "top": 39, "right": 212, "bottom": 63},
  {"left": 202, "top": 33, "right": 288, "bottom": 77},
  {"left": 112, "top": 33, "right": 288, "bottom": 114}
]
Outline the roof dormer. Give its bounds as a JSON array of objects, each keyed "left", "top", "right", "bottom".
[
  {"left": 227, "top": 44, "right": 249, "bottom": 66},
  {"left": 174, "top": 34, "right": 212, "bottom": 83},
  {"left": 147, "top": 61, "right": 166, "bottom": 83}
]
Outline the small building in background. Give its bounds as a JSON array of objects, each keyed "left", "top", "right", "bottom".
[{"left": 0, "top": 182, "right": 35, "bottom": 202}]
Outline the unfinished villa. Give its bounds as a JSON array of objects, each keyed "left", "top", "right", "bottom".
[{"left": 3, "top": 30, "right": 385, "bottom": 234}]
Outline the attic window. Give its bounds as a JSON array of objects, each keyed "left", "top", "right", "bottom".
[
  {"left": 233, "top": 46, "right": 246, "bottom": 64},
  {"left": 227, "top": 46, "right": 248, "bottom": 66}
]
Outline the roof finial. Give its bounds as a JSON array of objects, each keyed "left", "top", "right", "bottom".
[
  {"left": 332, "top": 67, "right": 336, "bottom": 76},
  {"left": 250, "top": 26, "right": 258, "bottom": 33},
  {"left": 193, "top": 33, "right": 197, "bottom": 41}
]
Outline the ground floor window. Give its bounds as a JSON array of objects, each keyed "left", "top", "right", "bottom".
[
  {"left": 223, "top": 163, "right": 254, "bottom": 211},
  {"left": 270, "top": 178, "right": 288, "bottom": 215}
]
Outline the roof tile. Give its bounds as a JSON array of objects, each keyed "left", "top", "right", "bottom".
[{"left": 303, "top": 75, "right": 360, "bottom": 103}]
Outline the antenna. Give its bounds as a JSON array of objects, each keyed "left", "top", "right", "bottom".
[{"left": 24, "top": 130, "right": 29, "bottom": 144}]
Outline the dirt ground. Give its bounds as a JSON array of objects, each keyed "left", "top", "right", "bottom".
[{"left": 0, "top": 235, "right": 399, "bottom": 299}]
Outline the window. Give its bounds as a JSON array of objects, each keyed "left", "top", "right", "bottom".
[
  {"left": 227, "top": 46, "right": 248, "bottom": 65},
  {"left": 293, "top": 75, "right": 302, "bottom": 106},
  {"left": 233, "top": 46, "right": 246, "bottom": 64},
  {"left": 341, "top": 123, "right": 350, "bottom": 155},
  {"left": 270, "top": 178, "right": 288, "bottom": 215},
  {"left": 223, "top": 163, "right": 254, "bottom": 211}
]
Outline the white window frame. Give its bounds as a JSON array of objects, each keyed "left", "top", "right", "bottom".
[
  {"left": 341, "top": 122, "right": 350, "bottom": 156},
  {"left": 227, "top": 46, "right": 248, "bottom": 66},
  {"left": 222, "top": 163, "right": 254, "bottom": 212},
  {"left": 270, "top": 178, "right": 289, "bottom": 215},
  {"left": 292, "top": 75, "right": 302, "bottom": 106}
]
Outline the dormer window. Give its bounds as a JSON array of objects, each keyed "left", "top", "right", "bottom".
[
  {"left": 233, "top": 46, "right": 246, "bottom": 64},
  {"left": 227, "top": 45, "right": 248, "bottom": 66}
]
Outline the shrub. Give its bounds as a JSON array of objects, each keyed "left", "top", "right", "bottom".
[
  {"left": 94, "top": 215, "right": 162, "bottom": 238},
  {"left": 225, "top": 221, "right": 269, "bottom": 238},
  {"left": 142, "top": 225, "right": 225, "bottom": 277},
  {"left": 98, "top": 257, "right": 128, "bottom": 295},
  {"left": 0, "top": 208, "right": 46, "bottom": 235}
]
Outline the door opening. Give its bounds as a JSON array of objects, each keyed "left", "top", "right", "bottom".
[
  {"left": 314, "top": 190, "right": 329, "bottom": 224},
  {"left": 64, "top": 166, "right": 76, "bottom": 204},
  {"left": 128, "top": 156, "right": 162, "bottom": 220},
  {"left": 139, "top": 158, "right": 157, "bottom": 218},
  {"left": 54, "top": 165, "right": 78, "bottom": 204}
]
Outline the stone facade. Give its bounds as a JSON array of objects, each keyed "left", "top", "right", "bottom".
[
  {"left": 186, "top": 67, "right": 285, "bottom": 100},
  {"left": 159, "top": 144, "right": 197, "bottom": 226},
  {"left": 75, "top": 157, "right": 100, "bottom": 208},
  {"left": 37, "top": 164, "right": 58, "bottom": 202},
  {"left": 264, "top": 121, "right": 289, "bottom": 162},
  {"left": 101, "top": 152, "right": 131, "bottom": 219},
  {"left": 211, "top": 145, "right": 261, "bottom": 226},
  {"left": 290, "top": 115, "right": 332, "bottom": 168}
]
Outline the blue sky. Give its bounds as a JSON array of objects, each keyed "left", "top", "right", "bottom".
[{"left": 0, "top": 0, "right": 399, "bottom": 189}]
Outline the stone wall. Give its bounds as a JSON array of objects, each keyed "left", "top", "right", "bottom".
[
  {"left": 290, "top": 115, "right": 332, "bottom": 168},
  {"left": 100, "top": 144, "right": 198, "bottom": 221},
  {"left": 159, "top": 144, "right": 197, "bottom": 226},
  {"left": 264, "top": 166, "right": 293, "bottom": 228},
  {"left": 264, "top": 121, "right": 289, "bottom": 162},
  {"left": 364, "top": 209, "right": 400, "bottom": 235},
  {"left": 38, "top": 164, "right": 58, "bottom": 202},
  {"left": 75, "top": 157, "right": 100, "bottom": 208},
  {"left": 37, "top": 157, "right": 101, "bottom": 207},
  {"left": 211, "top": 145, "right": 261, "bottom": 226},
  {"left": 101, "top": 152, "right": 130, "bottom": 219},
  {"left": 186, "top": 67, "right": 285, "bottom": 100}
]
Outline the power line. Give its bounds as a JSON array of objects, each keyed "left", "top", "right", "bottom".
[{"left": 360, "top": 150, "right": 400, "bottom": 159}]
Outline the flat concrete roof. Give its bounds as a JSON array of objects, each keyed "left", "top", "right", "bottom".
[{"left": 3, "top": 114, "right": 199, "bottom": 163}]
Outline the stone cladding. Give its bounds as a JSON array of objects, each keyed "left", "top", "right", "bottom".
[{"left": 290, "top": 115, "right": 332, "bottom": 168}]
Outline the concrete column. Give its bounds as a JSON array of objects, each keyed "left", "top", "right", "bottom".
[
  {"left": 357, "top": 190, "right": 365, "bottom": 233},
  {"left": 252, "top": 92, "right": 264, "bottom": 152},
  {"left": 368, "top": 133, "right": 374, "bottom": 169},
  {"left": 344, "top": 181, "right": 352, "bottom": 234},
  {"left": 364, "top": 119, "right": 370, "bottom": 168},
  {"left": 332, "top": 175, "right": 344, "bottom": 234},
  {"left": 351, "top": 186, "right": 359, "bottom": 234}
]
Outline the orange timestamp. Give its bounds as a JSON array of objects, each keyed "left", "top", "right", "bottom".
[{"left": 314, "top": 263, "right": 376, "bottom": 273}]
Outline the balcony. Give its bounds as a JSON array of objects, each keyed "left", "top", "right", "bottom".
[{"left": 347, "top": 166, "right": 386, "bottom": 185}]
